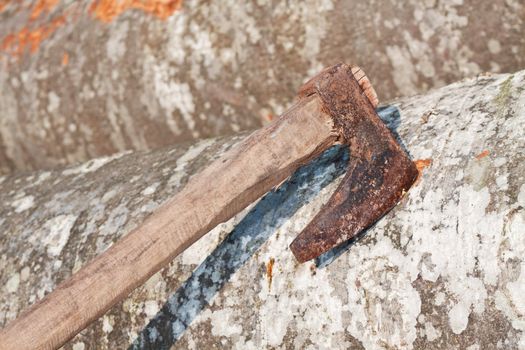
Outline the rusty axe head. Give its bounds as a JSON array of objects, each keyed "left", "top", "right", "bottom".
[{"left": 289, "top": 63, "right": 418, "bottom": 262}]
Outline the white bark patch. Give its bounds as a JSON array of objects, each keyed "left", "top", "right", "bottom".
[
  {"left": 72, "top": 342, "right": 85, "bottom": 350},
  {"left": 144, "top": 300, "right": 160, "bottom": 318},
  {"left": 398, "top": 182, "right": 495, "bottom": 334},
  {"left": 141, "top": 182, "right": 159, "bottom": 196},
  {"left": 99, "top": 203, "right": 129, "bottom": 237},
  {"left": 180, "top": 220, "right": 234, "bottom": 266},
  {"left": 35, "top": 172, "right": 51, "bottom": 185},
  {"left": 251, "top": 175, "right": 345, "bottom": 348},
  {"left": 344, "top": 239, "right": 421, "bottom": 349},
  {"left": 20, "top": 266, "right": 30, "bottom": 281},
  {"left": 153, "top": 63, "right": 196, "bottom": 136},
  {"left": 434, "top": 292, "right": 445, "bottom": 306},
  {"left": 167, "top": 138, "right": 215, "bottom": 189},
  {"left": 448, "top": 301, "right": 470, "bottom": 334},
  {"left": 63, "top": 151, "right": 130, "bottom": 175},
  {"left": 106, "top": 21, "right": 129, "bottom": 63},
  {"left": 299, "top": 0, "right": 334, "bottom": 76},
  {"left": 518, "top": 184, "right": 525, "bottom": 206},
  {"left": 424, "top": 321, "right": 441, "bottom": 341},
  {"left": 102, "top": 189, "right": 118, "bottom": 202},
  {"left": 488, "top": 39, "right": 502, "bottom": 54},
  {"left": 47, "top": 91, "right": 60, "bottom": 114},
  {"left": 11, "top": 195, "right": 34, "bottom": 213},
  {"left": 5, "top": 273, "right": 20, "bottom": 293},
  {"left": 102, "top": 316, "right": 114, "bottom": 333},
  {"left": 209, "top": 308, "right": 243, "bottom": 337},
  {"left": 386, "top": 45, "right": 419, "bottom": 96},
  {"left": 41, "top": 214, "right": 77, "bottom": 256},
  {"left": 506, "top": 269, "right": 525, "bottom": 318},
  {"left": 495, "top": 210, "right": 525, "bottom": 345}
]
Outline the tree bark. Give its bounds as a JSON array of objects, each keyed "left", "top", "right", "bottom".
[
  {"left": 1, "top": 0, "right": 524, "bottom": 174},
  {"left": 0, "top": 71, "right": 524, "bottom": 349}
]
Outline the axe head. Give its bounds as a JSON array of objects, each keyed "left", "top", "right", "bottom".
[{"left": 289, "top": 63, "right": 418, "bottom": 263}]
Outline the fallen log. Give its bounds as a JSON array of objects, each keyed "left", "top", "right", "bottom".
[{"left": 0, "top": 70, "right": 524, "bottom": 349}]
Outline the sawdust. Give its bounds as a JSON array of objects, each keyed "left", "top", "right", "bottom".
[
  {"left": 414, "top": 159, "right": 432, "bottom": 185},
  {"left": 266, "top": 257, "right": 275, "bottom": 291},
  {"left": 475, "top": 150, "right": 490, "bottom": 160}
]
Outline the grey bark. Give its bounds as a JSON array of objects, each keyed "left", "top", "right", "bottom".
[
  {"left": 1, "top": 0, "right": 524, "bottom": 174},
  {"left": 0, "top": 70, "right": 524, "bottom": 349}
]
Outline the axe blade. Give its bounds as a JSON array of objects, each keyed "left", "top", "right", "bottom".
[{"left": 290, "top": 63, "right": 418, "bottom": 262}]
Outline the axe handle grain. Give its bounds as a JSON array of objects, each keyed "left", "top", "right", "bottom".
[{"left": 0, "top": 96, "right": 337, "bottom": 350}]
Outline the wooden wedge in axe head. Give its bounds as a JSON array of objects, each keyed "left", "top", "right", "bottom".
[{"left": 0, "top": 63, "right": 418, "bottom": 350}]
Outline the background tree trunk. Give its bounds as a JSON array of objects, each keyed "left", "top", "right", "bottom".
[
  {"left": 0, "top": 70, "right": 524, "bottom": 349},
  {"left": 1, "top": 0, "right": 524, "bottom": 174}
]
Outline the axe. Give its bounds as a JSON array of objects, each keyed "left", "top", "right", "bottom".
[{"left": 0, "top": 63, "right": 418, "bottom": 349}]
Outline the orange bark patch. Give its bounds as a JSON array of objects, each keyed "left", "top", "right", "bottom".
[
  {"left": 475, "top": 149, "right": 490, "bottom": 160},
  {"left": 89, "top": 0, "right": 182, "bottom": 23},
  {"left": 1, "top": 15, "right": 66, "bottom": 57},
  {"left": 62, "top": 52, "right": 68, "bottom": 65},
  {"left": 266, "top": 257, "right": 275, "bottom": 290},
  {"left": 30, "top": 0, "right": 59, "bottom": 20},
  {"left": 414, "top": 158, "right": 432, "bottom": 184},
  {"left": 1, "top": 0, "right": 182, "bottom": 57},
  {"left": 0, "top": 0, "right": 15, "bottom": 13}
]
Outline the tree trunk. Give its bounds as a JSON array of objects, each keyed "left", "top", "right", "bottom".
[
  {"left": 0, "top": 70, "right": 524, "bottom": 349},
  {"left": 1, "top": 0, "right": 524, "bottom": 174}
]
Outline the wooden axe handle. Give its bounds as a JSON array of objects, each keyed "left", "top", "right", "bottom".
[{"left": 0, "top": 96, "right": 337, "bottom": 350}]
